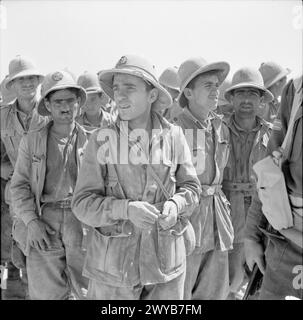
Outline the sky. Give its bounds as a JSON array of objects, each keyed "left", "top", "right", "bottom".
[{"left": 0, "top": 0, "right": 302, "bottom": 82}]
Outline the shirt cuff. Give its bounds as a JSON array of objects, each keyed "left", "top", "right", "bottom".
[
  {"left": 169, "top": 194, "right": 186, "bottom": 214},
  {"left": 111, "top": 199, "right": 130, "bottom": 220}
]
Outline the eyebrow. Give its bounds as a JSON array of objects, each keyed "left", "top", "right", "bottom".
[{"left": 113, "top": 83, "right": 137, "bottom": 88}]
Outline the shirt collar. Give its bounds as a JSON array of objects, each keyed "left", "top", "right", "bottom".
[{"left": 183, "top": 106, "right": 214, "bottom": 131}]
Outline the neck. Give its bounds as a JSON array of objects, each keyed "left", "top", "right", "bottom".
[
  {"left": 85, "top": 109, "right": 102, "bottom": 124},
  {"left": 188, "top": 103, "right": 209, "bottom": 122},
  {"left": 128, "top": 112, "right": 152, "bottom": 136},
  {"left": 51, "top": 121, "right": 76, "bottom": 137},
  {"left": 17, "top": 96, "right": 37, "bottom": 114},
  {"left": 234, "top": 113, "right": 257, "bottom": 130}
]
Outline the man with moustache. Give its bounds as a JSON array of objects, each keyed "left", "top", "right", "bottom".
[
  {"left": 72, "top": 55, "right": 201, "bottom": 299},
  {"left": 10, "top": 70, "right": 89, "bottom": 299},
  {"left": 174, "top": 57, "right": 234, "bottom": 300},
  {"left": 1, "top": 56, "right": 48, "bottom": 299},
  {"left": 222, "top": 68, "right": 273, "bottom": 299}
]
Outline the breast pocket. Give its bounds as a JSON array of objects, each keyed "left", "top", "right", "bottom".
[{"left": 1, "top": 129, "right": 16, "bottom": 157}]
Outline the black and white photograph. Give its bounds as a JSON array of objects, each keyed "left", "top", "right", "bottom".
[{"left": 0, "top": 0, "right": 302, "bottom": 311}]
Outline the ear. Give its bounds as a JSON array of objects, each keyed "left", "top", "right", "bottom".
[
  {"left": 229, "top": 94, "right": 234, "bottom": 104},
  {"left": 149, "top": 88, "right": 159, "bottom": 104},
  {"left": 44, "top": 99, "right": 51, "bottom": 113},
  {"left": 183, "top": 87, "right": 193, "bottom": 100},
  {"left": 260, "top": 95, "right": 265, "bottom": 104}
]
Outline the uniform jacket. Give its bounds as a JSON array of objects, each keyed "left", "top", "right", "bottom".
[
  {"left": 1, "top": 100, "right": 49, "bottom": 204},
  {"left": 10, "top": 121, "right": 90, "bottom": 226},
  {"left": 71, "top": 111, "right": 201, "bottom": 287},
  {"left": 223, "top": 114, "right": 272, "bottom": 243},
  {"left": 175, "top": 108, "right": 234, "bottom": 253}
]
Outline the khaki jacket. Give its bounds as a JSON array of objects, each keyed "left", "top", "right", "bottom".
[
  {"left": 71, "top": 111, "right": 201, "bottom": 287},
  {"left": 223, "top": 114, "right": 272, "bottom": 243},
  {"left": 175, "top": 108, "right": 234, "bottom": 253},
  {"left": 10, "top": 121, "right": 90, "bottom": 226}
]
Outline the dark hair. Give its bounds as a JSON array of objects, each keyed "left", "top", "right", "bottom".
[
  {"left": 45, "top": 87, "right": 80, "bottom": 101},
  {"left": 143, "top": 80, "right": 154, "bottom": 92},
  {"left": 186, "top": 70, "right": 222, "bottom": 90}
]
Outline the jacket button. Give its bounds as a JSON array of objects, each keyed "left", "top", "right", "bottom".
[{"left": 142, "top": 164, "right": 147, "bottom": 169}]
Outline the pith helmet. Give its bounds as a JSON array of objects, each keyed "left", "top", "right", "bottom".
[
  {"left": 98, "top": 54, "right": 172, "bottom": 111},
  {"left": 224, "top": 67, "right": 274, "bottom": 103},
  {"left": 6, "top": 55, "right": 44, "bottom": 89},
  {"left": 259, "top": 61, "right": 291, "bottom": 89},
  {"left": 77, "top": 71, "right": 103, "bottom": 93},
  {"left": 159, "top": 66, "right": 180, "bottom": 92},
  {"left": 37, "top": 70, "right": 86, "bottom": 116},
  {"left": 177, "top": 57, "right": 230, "bottom": 107}
]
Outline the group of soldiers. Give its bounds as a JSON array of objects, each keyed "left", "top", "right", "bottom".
[{"left": 0, "top": 54, "right": 302, "bottom": 300}]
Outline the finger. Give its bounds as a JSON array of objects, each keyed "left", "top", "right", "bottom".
[
  {"left": 38, "top": 239, "right": 46, "bottom": 251},
  {"left": 33, "top": 240, "right": 40, "bottom": 251},
  {"left": 246, "top": 259, "right": 253, "bottom": 272},
  {"left": 256, "top": 257, "right": 266, "bottom": 275},
  {"left": 143, "top": 202, "right": 161, "bottom": 215},
  {"left": 45, "top": 225, "right": 56, "bottom": 235},
  {"left": 143, "top": 209, "right": 159, "bottom": 222},
  {"left": 42, "top": 233, "right": 51, "bottom": 248}
]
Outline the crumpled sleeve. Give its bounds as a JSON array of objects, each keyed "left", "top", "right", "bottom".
[
  {"left": 10, "top": 135, "right": 38, "bottom": 225},
  {"left": 169, "top": 125, "right": 202, "bottom": 217},
  {"left": 71, "top": 130, "right": 130, "bottom": 228}
]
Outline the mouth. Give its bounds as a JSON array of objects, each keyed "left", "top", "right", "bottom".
[
  {"left": 118, "top": 104, "right": 131, "bottom": 110},
  {"left": 60, "top": 111, "right": 71, "bottom": 116}
]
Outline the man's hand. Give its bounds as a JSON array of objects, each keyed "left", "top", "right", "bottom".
[
  {"left": 1, "top": 162, "right": 14, "bottom": 180},
  {"left": 158, "top": 200, "right": 178, "bottom": 230},
  {"left": 127, "top": 201, "right": 160, "bottom": 230},
  {"left": 27, "top": 219, "right": 56, "bottom": 251},
  {"left": 244, "top": 239, "right": 266, "bottom": 274}
]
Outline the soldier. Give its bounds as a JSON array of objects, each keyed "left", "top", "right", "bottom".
[
  {"left": 174, "top": 57, "right": 234, "bottom": 300},
  {"left": 222, "top": 68, "right": 274, "bottom": 299},
  {"left": 258, "top": 61, "right": 291, "bottom": 123},
  {"left": 76, "top": 71, "right": 112, "bottom": 130},
  {"left": 159, "top": 66, "right": 183, "bottom": 122},
  {"left": 10, "top": 70, "right": 90, "bottom": 299},
  {"left": 72, "top": 54, "right": 201, "bottom": 300},
  {"left": 245, "top": 74, "right": 302, "bottom": 299},
  {"left": 0, "top": 56, "right": 48, "bottom": 299}
]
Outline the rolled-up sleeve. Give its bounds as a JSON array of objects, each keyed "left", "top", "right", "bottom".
[{"left": 169, "top": 126, "right": 201, "bottom": 216}]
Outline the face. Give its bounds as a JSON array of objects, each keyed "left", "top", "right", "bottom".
[
  {"left": 163, "top": 85, "right": 179, "bottom": 101},
  {"left": 45, "top": 89, "right": 80, "bottom": 124},
  {"left": 185, "top": 74, "right": 219, "bottom": 115},
  {"left": 11, "top": 75, "right": 40, "bottom": 99},
  {"left": 82, "top": 92, "right": 103, "bottom": 115},
  {"left": 230, "top": 87, "right": 264, "bottom": 119},
  {"left": 271, "top": 76, "right": 287, "bottom": 98},
  {"left": 112, "top": 73, "right": 157, "bottom": 121}
]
